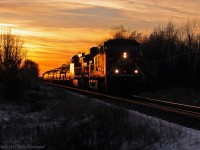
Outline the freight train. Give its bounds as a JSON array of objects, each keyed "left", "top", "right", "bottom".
[{"left": 43, "top": 38, "right": 145, "bottom": 93}]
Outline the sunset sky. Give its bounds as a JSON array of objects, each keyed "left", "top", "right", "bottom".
[{"left": 0, "top": 0, "right": 200, "bottom": 75}]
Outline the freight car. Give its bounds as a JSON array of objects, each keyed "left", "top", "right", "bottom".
[{"left": 43, "top": 38, "right": 145, "bottom": 93}]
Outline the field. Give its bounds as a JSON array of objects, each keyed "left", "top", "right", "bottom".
[{"left": 0, "top": 83, "right": 199, "bottom": 149}]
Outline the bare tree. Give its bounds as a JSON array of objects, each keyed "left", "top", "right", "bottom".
[
  {"left": 111, "top": 25, "right": 130, "bottom": 39},
  {"left": 128, "top": 30, "right": 147, "bottom": 43},
  {"left": 0, "top": 28, "right": 25, "bottom": 70},
  {"left": 144, "top": 22, "right": 180, "bottom": 61},
  {"left": 0, "top": 28, "right": 26, "bottom": 99},
  {"left": 180, "top": 19, "right": 200, "bottom": 52},
  {"left": 111, "top": 25, "right": 147, "bottom": 43}
]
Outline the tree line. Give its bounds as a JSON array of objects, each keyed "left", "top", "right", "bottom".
[
  {"left": 0, "top": 28, "right": 39, "bottom": 100},
  {"left": 112, "top": 20, "right": 200, "bottom": 88}
]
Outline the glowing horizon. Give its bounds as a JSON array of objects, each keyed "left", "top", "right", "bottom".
[{"left": 0, "top": 0, "right": 200, "bottom": 75}]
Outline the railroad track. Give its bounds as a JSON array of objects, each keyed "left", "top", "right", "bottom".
[
  {"left": 132, "top": 95, "right": 200, "bottom": 119},
  {"left": 44, "top": 82, "right": 200, "bottom": 130}
]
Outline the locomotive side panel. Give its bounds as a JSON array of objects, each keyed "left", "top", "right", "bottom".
[{"left": 89, "top": 53, "right": 106, "bottom": 90}]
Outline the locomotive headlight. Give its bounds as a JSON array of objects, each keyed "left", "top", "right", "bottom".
[
  {"left": 115, "top": 69, "right": 119, "bottom": 74},
  {"left": 134, "top": 69, "right": 139, "bottom": 74},
  {"left": 123, "top": 52, "right": 127, "bottom": 59}
]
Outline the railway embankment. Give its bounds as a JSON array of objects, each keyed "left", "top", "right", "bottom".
[
  {"left": 140, "top": 86, "right": 200, "bottom": 107},
  {"left": 0, "top": 83, "right": 199, "bottom": 149}
]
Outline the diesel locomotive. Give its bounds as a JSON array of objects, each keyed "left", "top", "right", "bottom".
[{"left": 43, "top": 38, "right": 145, "bottom": 93}]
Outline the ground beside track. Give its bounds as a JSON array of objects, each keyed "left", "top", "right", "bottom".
[
  {"left": 0, "top": 83, "right": 199, "bottom": 149},
  {"left": 140, "top": 86, "right": 200, "bottom": 106},
  {"left": 45, "top": 82, "right": 200, "bottom": 130}
]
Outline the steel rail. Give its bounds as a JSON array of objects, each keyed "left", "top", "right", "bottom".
[
  {"left": 132, "top": 95, "right": 200, "bottom": 115},
  {"left": 43, "top": 82, "right": 200, "bottom": 120}
]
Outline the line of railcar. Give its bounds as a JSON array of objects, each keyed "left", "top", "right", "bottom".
[{"left": 43, "top": 38, "right": 146, "bottom": 93}]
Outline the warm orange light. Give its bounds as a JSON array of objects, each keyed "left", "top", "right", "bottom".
[
  {"left": 134, "top": 69, "right": 139, "bottom": 74},
  {"left": 123, "top": 52, "right": 127, "bottom": 58},
  {"left": 115, "top": 69, "right": 119, "bottom": 74},
  {"left": 70, "top": 63, "right": 74, "bottom": 75}
]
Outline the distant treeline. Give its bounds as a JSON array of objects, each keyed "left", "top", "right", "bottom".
[{"left": 112, "top": 20, "right": 200, "bottom": 88}]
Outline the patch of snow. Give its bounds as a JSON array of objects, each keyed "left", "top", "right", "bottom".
[
  {"left": 1, "top": 85, "right": 199, "bottom": 149},
  {"left": 90, "top": 97, "right": 200, "bottom": 150}
]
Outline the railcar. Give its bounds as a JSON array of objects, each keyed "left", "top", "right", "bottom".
[{"left": 43, "top": 69, "right": 58, "bottom": 82}]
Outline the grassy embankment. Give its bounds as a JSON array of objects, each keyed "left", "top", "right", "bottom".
[{"left": 0, "top": 83, "right": 186, "bottom": 149}]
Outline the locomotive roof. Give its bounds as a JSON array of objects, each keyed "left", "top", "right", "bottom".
[
  {"left": 104, "top": 38, "right": 139, "bottom": 46},
  {"left": 83, "top": 54, "right": 92, "bottom": 62}
]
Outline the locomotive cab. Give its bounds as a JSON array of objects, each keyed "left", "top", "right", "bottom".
[
  {"left": 104, "top": 38, "right": 145, "bottom": 94},
  {"left": 88, "top": 38, "right": 145, "bottom": 93}
]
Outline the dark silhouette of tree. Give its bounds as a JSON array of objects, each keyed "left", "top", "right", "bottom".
[
  {"left": 142, "top": 21, "right": 200, "bottom": 88},
  {"left": 143, "top": 22, "right": 181, "bottom": 61},
  {"left": 0, "top": 28, "right": 26, "bottom": 100},
  {"left": 128, "top": 30, "right": 147, "bottom": 43},
  {"left": 21, "top": 59, "right": 40, "bottom": 96},
  {"left": 22, "top": 59, "right": 39, "bottom": 82},
  {"left": 111, "top": 25, "right": 128, "bottom": 39},
  {"left": 111, "top": 25, "right": 146, "bottom": 43}
]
